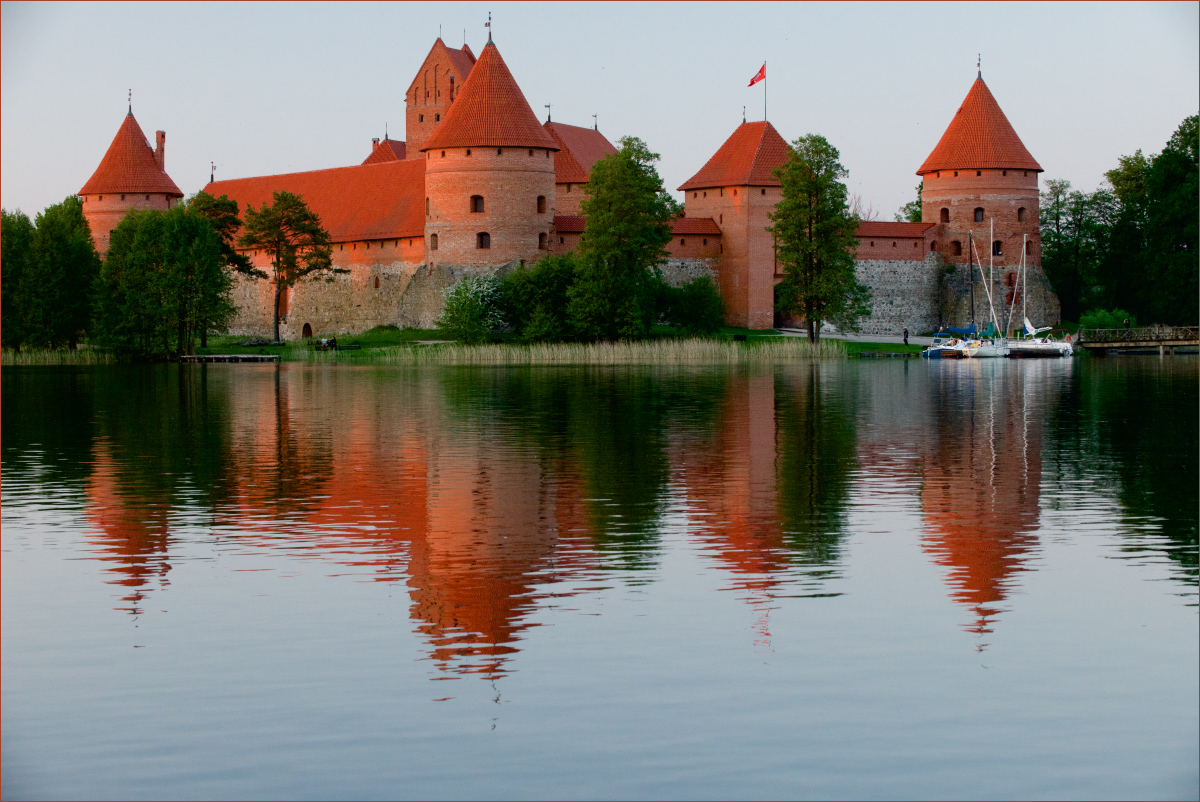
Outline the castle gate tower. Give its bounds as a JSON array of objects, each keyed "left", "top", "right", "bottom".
[
  {"left": 78, "top": 108, "right": 183, "bottom": 255},
  {"left": 420, "top": 40, "right": 557, "bottom": 270},
  {"left": 918, "top": 71, "right": 1043, "bottom": 274},
  {"left": 406, "top": 39, "right": 477, "bottom": 159}
]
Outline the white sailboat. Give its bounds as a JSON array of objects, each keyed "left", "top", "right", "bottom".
[{"left": 1006, "top": 235, "right": 1073, "bottom": 358}]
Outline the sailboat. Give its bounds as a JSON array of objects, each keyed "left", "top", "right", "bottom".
[
  {"left": 966, "top": 223, "right": 1009, "bottom": 358},
  {"left": 1006, "top": 235, "right": 1073, "bottom": 358}
]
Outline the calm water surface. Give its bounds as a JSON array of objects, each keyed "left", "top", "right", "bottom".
[{"left": 2, "top": 357, "right": 1197, "bottom": 800}]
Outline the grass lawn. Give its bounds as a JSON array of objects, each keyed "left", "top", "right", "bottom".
[{"left": 842, "top": 340, "right": 924, "bottom": 356}]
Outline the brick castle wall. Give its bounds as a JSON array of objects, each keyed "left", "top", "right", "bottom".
[
  {"left": 922, "top": 169, "right": 1041, "bottom": 269},
  {"left": 81, "top": 192, "right": 177, "bottom": 255},
  {"left": 424, "top": 146, "right": 556, "bottom": 268}
]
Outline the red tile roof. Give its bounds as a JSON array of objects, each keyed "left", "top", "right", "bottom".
[
  {"left": 422, "top": 42, "right": 557, "bottom": 152},
  {"left": 79, "top": 112, "right": 184, "bottom": 197},
  {"left": 439, "top": 38, "right": 477, "bottom": 84},
  {"left": 856, "top": 221, "right": 937, "bottom": 238},
  {"left": 672, "top": 217, "right": 722, "bottom": 235},
  {"left": 554, "top": 215, "right": 585, "bottom": 233},
  {"left": 678, "top": 121, "right": 791, "bottom": 191},
  {"left": 918, "top": 77, "right": 1042, "bottom": 175},
  {"left": 545, "top": 122, "right": 617, "bottom": 184},
  {"left": 554, "top": 215, "right": 721, "bottom": 236},
  {"left": 207, "top": 159, "right": 426, "bottom": 243},
  {"left": 361, "top": 138, "right": 406, "bottom": 165}
]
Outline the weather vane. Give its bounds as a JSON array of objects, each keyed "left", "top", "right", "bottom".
[
  {"left": 545, "top": 103, "right": 551, "bottom": 123},
  {"left": 486, "top": 12, "right": 492, "bottom": 43},
  {"left": 128, "top": 88, "right": 132, "bottom": 114},
  {"left": 592, "top": 114, "right": 598, "bottom": 131}
]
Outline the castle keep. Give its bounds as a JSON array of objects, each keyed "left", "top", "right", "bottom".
[{"left": 80, "top": 41, "right": 1059, "bottom": 338}]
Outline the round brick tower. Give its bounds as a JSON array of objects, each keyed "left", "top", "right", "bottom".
[
  {"left": 420, "top": 40, "right": 557, "bottom": 270},
  {"left": 79, "top": 108, "right": 183, "bottom": 255},
  {"left": 918, "top": 72, "right": 1043, "bottom": 272}
]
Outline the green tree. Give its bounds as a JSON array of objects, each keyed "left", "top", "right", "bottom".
[
  {"left": 659, "top": 276, "right": 725, "bottom": 336},
  {"left": 568, "top": 136, "right": 680, "bottom": 341},
  {"left": 93, "top": 205, "right": 233, "bottom": 358},
  {"left": 1143, "top": 115, "right": 1198, "bottom": 324},
  {"left": 895, "top": 181, "right": 923, "bottom": 223},
  {"left": 769, "top": 134, "right": 870, "bottom": 342},
  {"left": 186, "top": 190, "right": 261, "bottom": 347},
  {"left": 1039, "top": 179, "right": 1117, "bottom": 321},
  {"left": 1, "top": 209, "right": 35, "bottom": 349},
  {"left": 2, "top": 198, "right": 101, "bottom": 349},
  {"left": 238, "top": 191, "right": 339, "bottom": 341},
  {"left": 437, "top": 273, "right": 504, "bottom": 344}
]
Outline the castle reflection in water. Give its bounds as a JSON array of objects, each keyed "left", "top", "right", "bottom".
[{"left": 70, "top": 358, "right": 1182, "bottom": 676}]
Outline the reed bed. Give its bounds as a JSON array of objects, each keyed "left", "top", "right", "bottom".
[
  {"left": 298, "top": 336, "right": 845, "bottom": 366},
  {"left": 2, "top": 347, "right": 120, "bottom": 366}
]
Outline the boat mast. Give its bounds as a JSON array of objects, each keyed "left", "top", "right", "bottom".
[{"left": 968, "top": 231, "right": 975, "bottom": 332}]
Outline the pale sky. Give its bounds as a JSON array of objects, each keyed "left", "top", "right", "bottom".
[{"left": 2, "top": 2, "right": 1197, "bottom": 221}]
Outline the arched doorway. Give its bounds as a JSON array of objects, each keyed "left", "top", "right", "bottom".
[{"left": 302, "top": 323, "right": 313, "bottom": 339}]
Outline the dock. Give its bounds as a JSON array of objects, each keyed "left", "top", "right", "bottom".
[
  {"left": 180, "top": 354, "right": 280, "bottom": 363},
  {"left": 1076, "top": 325, "right": 1199, "bottom": 355}
]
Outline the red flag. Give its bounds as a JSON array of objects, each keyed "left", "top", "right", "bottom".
[{"left": 748, "top": 64, "right": 765, "bottom": 86}]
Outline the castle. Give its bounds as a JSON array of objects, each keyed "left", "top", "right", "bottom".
[{"left": 79, "top": 38, "right": 1060, "bottom": 337}]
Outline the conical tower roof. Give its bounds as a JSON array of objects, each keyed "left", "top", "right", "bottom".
[
  {"left": 917, "top": 76, "right": 1041, "bottom": 175},
  {"left": 79, "top": 111, "right": 183, "bottom": 196},
  {"left": 678, "top": 121, "right": 791, "bottom": 190},
  {"left": 421, "top": 42, "right": 556, "bottom": 152}
]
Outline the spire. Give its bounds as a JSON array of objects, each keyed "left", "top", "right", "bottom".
[
  {"left": 79, "top": 111, "right": 183, "bottom": 197},
  {"left": 977, "top": 53, "right": 981, "bottom": 80},
  {"left": 127, "top": 88, "right": 132, "bottom": 115},
  {"left": 421, "top": 41, "right": 557, "bottom": 151},
  {"left": 917, "top": 75, "right": 1042, "bottom": 175},
  {"left": 545, "top": 103, "right": 551, "bottom": 123},
  {"left": 486, "top": 11, "right": 492, "bottom": 44}
]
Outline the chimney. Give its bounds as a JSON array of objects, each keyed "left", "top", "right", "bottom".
[
  {"left": 372, "top": 137, "right": 380, "bottom": 150},
  {"left": 155, "top": 131, "right": 166, "bottom": 170}
]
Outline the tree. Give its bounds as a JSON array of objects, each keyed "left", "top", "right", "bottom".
[
  {"left": 769, "top": 134, "right": 870, "bottom": 342},
  {"left": 568, "top": 136, "right": 680, "bottom": 341},
  {"left": 238, "top": 191, "right": 340, "bottom": 341},
  {"left": 93, "top": 205, "right": 234, "bottom": 358},
  {"left": 1, "top": 197, "right": 101, "bottom": 350},
  {"left": 659, "top": 276, "right": 725, "bottom": 336},
  {"left": 1, "top": 209, "right": 35, "bottom": 349},
  {"left": 1039, "top": 179, "right": 1117, "bottom": 321},
  {"left": 1142, "top": 115, "right": 1198, "bottom": 324},
  {"left": 499, "top": 254, "right": 577, "bottom": 342},
  {"left": 187, "top": 190, "right": 262, "bottom": 346},
  {"left": 895, "top": 181, "right": 922, "bottom": 223}
]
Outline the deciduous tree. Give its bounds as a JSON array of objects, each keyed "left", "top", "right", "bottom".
[
  {"left": 568, "top": 137, "right": 680, "bottom": 341},
  {"left": 769, "top": 134, "right": 870, "bottom": 342}
]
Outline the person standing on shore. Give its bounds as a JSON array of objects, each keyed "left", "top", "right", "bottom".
[{"left": 903, "top": 327, "right": 909, "bottom": 346}]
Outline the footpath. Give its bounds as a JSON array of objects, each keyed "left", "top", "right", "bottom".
[{"left": 775, "top": 328, "right": 936, "bottom": 347}]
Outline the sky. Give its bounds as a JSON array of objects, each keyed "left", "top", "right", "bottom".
[{"left": 2, "top": 2, "right": 1197, "bottom": 220}]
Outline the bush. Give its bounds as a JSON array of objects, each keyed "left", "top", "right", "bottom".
[
  {"left": 437, "top": 274, "right": 504, "bottom": 344},
  {"left": 1080, "top": 308, "right": 1136, "bottom": 329},
  {"left": 499, "top": 255, "right": 576, "bottom": 342},
  {"left": 659, "top": 276, "right": 725, "bottom": 336}
]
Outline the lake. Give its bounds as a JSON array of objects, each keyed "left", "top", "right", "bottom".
[{"left": 2, "top": 356, "right": 1197, "bottom": 800}]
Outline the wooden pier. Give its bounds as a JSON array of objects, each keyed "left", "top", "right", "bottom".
[
  {"left": 180, "top": 354, "right": 280, "bottom": 363},
  {"left": 1076, "top": 325, "right": 1199, "bottom": 355}
]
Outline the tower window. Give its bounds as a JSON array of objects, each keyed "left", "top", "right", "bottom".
[
  {"left": 951, "top": 241, "right": 962, "bottom": 256},
  {"left": 1003, "top": 170, "right": 1008, "bottom": 176},
  {"left": 419, "top": 114, "right": 424, "bottom": 122},
  {"left": 466, "top": 149, "right": 471, "bottom": 156},
  {"left": 1026, "top": 241, "right": 1032, "bottom": 254},
  {"left": 471, "top": 195, "right": 484, "bottom": 213},
  {"left": 441, "top": 151, "right": 446, "bottom": 157},
  {"left": 976, "top": 170, "right": 981, "bottom": 176},
  {"left": 430, "top": 234, "right": 438, "bottom": 251},
  {"left": 892, "top": 241, "right": 897, "bottom": 247},
  {"left": 559, "top": 237, "right": 564, "bottom": 244},
  {"left": 1017, "top": 207, "right": 1026, "bottom": 222},
  {"left": 719, "top": 214, "right": 723, "bottom": 224},
  {"left": 145, "top": 195, "right": 149, "bottom": 200},
  {"left": 992, "top": 240, "right": 1003, "bottom": 256},
  {"left": 497, "top": 148, "right": 502, "bottom": 155},
  {"left": 954, "top": 171, "right": 959, "bottom": 177},
  {"left": 940, "top": 207, "right": 949, "bottom": 223},
  {"left": 567, "top": 184, "right": 572, "bottom": 193},
  {"left": 121, "top": 194, "right": 125, "bottom": 200},
  {"left": 693, "top": 192, "right": 697, "bottom": 198},
  {"left": 426, "top": 197, "right": 430, "bottom": 215},
  {"left": 761, "top": 188, "right": 766, "bottom": 195},
  {"left": 974, "top": 207, "right": 984, "bottom": 223},
  {"left": 476, "top": 232, "right": 490, "bottom": 249},
  {"left": 703, "top": 238, "right": 707, "bottom": 245},
  {"left": 529, "top": 149, "right": 533, "bottom": 156},
  {"left": 374, "top": 276, "right": 380, "bottom": 289},
  {"left": 539, "top": 232, "right": 547, "bottom": 250},
  {"left": 435, "top": 114, "right": 440, "bottom": 122},
  {"left": 930, "top": 241, "right": 937, "bottom": 251},
  {"left": 870, "top": 241, "right": 875, "bottom": 247},
  {"left": 537, "top": 195, "right": 546, "bottom": 214},
  {"left": 680, "top": 238, "right": 686, "bottom": 246}
]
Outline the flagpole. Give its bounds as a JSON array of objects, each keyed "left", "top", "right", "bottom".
[{"left": 764, "top": 61, "right": 767, "bottom": 121}]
